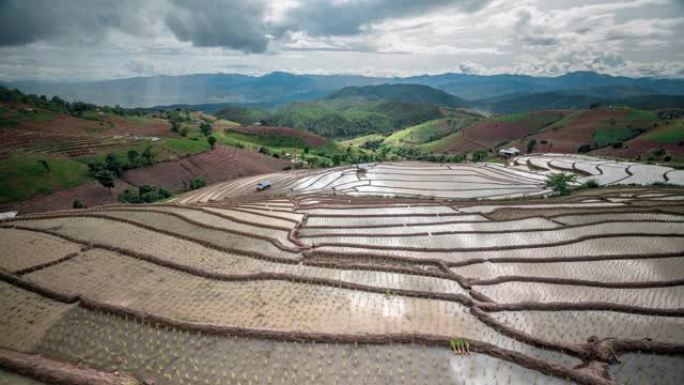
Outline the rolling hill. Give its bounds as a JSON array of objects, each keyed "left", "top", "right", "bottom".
[
  {"left": 383, "top": 109, "right": 484, "bottom": 146},
  {"left": 343, "top": 106, "right": 683, "bottom": 163},
  {"left": 0, "top": 86, "right": 299, "bottom": 212},
  {"left": 261, "top": 99, "right": 438, "bottom": 138},
  {"left": 326, "top": 84, "right": 468, "bottom": 107},
  {"left": 478, "top": 88, "right": 684, "bottom": 114}
]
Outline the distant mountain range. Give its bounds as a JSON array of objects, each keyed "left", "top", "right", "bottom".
[
  {"left": 4, "top": 71, "right": 684, "bottom": 109},
  {"left": 475, "top": 88, "right": 684, "bottom": 114}
]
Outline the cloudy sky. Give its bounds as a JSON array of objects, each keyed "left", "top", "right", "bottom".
[{"left": 0, "top": 0, "right": 682, "bottom": 81}]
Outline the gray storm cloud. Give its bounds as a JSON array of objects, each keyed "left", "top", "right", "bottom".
[
  {"left": 165, "top": 0, "right": 270, "bottom": 53},
  {"left": 0, "top": 0, "right": 489, "bottom": 52},
  {"left": 0, "top": 0, "right": 681, "bottom": 80},
  {"left": 0, "top": 0, "right": 153, "bottom": 46}
]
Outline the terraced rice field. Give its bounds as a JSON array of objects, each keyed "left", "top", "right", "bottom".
[
  {"left": 0, "top": 129, "right": 150, "bottom": 158},
  {"left": 1, "top": 155, "right": 683, "bottom": 384}
]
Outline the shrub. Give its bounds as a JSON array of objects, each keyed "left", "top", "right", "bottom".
[
  {"left": 187, "top": 177, "right": 206, "bottom": 190},
  {"left": 208, "top": 135, "right": 217, "bottom": 149},
  {"left": 141, "top": 146, "right": 156, "bottom": 165},
  {"left": 471, "top": 150, "right": 488, "bottom": 162},
  {"left": 72, "top": 197, "right": 85, "bottom": 209},
  {"left": 577, "top": 144, "right": 592, "bottom": 154},
  {"left": 582, "top": 179, "right": 599, "bottom": 188},
  {"left": 38, "top": 159, "right": 50, "bottom": 172},
  {"left": 118, "top": 184, "right": 171, "bottom": 203},
  {"left": 526, "top": 139, "right": 537, "bottom": 154},
  {"left": 546, "top": 173, "right": 577, "bottom": 195}
]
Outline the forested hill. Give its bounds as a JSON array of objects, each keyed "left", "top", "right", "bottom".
[{"left": 326, "top": 84, "right": 468, "bottom": 107}]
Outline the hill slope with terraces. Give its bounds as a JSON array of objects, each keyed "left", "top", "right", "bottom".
[
  {"left": 347, "top": 107, "right": 683, "bottom": 164},
  {"left": 0, "top": 155, "right": 683, "bottom": 385},
  {"left": 0, "top": 95, "right": 296, "bottom": 211}
]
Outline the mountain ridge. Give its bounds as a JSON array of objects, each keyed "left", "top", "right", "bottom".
[{"left": 5, "top": 71, "right": 684, "bottom": 108}]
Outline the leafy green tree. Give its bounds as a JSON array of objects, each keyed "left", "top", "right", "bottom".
[
  {"left": 546, "top": 173, "right": 577, "bottom": 195},
  {"left": 472, "top": 150, "right": 488, "bottom": 162},
  {"left": 94, "top": 170, "right": 115, "bottom": 194},
  {"left": 200, "top": 122, "right": 212, "bottom": 136},
  {"left": 527, "top": 139, "right": 537, "bottom": 154},
  {"left": 141, "top": 146, "right": 156, "bottom": 165},
  {"left": 127, "top": 149, "right": 139, "bottom": 165},
  {"left": 105, "top": 154, "right": 123, "bottom": 176},
  {"left": 208, "top": 135, "right": 217, "bottom": 149}
]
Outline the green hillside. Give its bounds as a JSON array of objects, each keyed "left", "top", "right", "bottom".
[
  {"left": 232, "top": 99, "right": 442, "bottom": 138},
  {"left": 216, "top": 84, "right": 471, "bottom": 139},
  {"left": 326, "top": 84, "right": 467, "bottom": 107},
  {"left": 384, "top": 110, "right": 481, "bottom": 146}
]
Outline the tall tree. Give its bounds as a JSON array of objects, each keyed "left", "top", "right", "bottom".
[
  {"left": 200, "top": 122, "right": 212, "bottom": 137},
  {"left": 94, "top": 170, "right": 115, "bottom": 194}
]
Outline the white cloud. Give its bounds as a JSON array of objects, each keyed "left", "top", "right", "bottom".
[{"left": 0, "top": 0, "right": 681, "bottom": 80}]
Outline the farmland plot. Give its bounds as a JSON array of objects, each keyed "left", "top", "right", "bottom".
[
  {"left": 0, "top": 227, "right": 81, "bottom": 273},
  {"left": 312, "top": 235, "right": 684, "bottom": 264},
  {"left": 303, "top": 222, "right": 684, "bottom": 249},
  {"left": 489, "top": 310, "right": 684, "bottom": 345},
  {"left": 609, "top": 354, "right": 684, "bottom": 385},
  {"left": 23, "top": 250, "right": 488, "bottom": 336},
  {"left": 454, "top": 256, "right": 684, "bottom": 282},
  {"left": 475, "top": 282, "right": 684, "bottom": 309},
  {"left": 0, "top": 282, "right": 75, "bottom": 351},
  {"left": 36, "top": 308, "right": 575, "bottom": 385},
  {"left": 300, "top": 217, "right": 560, "bottom": 236},
  {"left": 1, "top": 158, "right": 684, "bottom": 384}
]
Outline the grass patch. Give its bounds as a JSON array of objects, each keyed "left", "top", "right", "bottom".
[
  {"left": 0, "top": 155, "right": 90, "bottom": 203},
  {"left": 625, "top": 109, "right": 658, "bottom": 121},
  {"left": 163, "top": 137, "right": 210, "bottom": 155},
  {"left": 592, "top": 125, "right": 647, "bottom": 147},
  {"left": 339, "top": 134, "right": 385, "bottom": 148},
  {"left": 491, "top": 112, "right": 532, "bottom": 123},
  {"left": 216, "top": 130, "right": 307, "bottom": 150},
  {"left": 538, "top": 110, "right": 585, "bottom": 133},
  {"left": 386, "top": 119, "right": 448, "bottom": 145},
  {"left": 640, "top": 121, "right": 684, "bottom": 143}
]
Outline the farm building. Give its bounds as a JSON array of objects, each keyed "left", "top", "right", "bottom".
[{"left": 498, "top": 147, "right": 521, "bottom": 159}]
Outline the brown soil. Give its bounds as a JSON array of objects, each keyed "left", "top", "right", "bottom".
[
  {"left": 0, "top": 180, "right": 135, "bottom": 215},
  {"left": 1, "top": 146, "right": 288, "bottom": 215},
  {"left": 121, "top": 145, "right": 289, "bottom": 191},
  {"left": 0, "top": 347, "right": 139, "bottom": 385}
]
